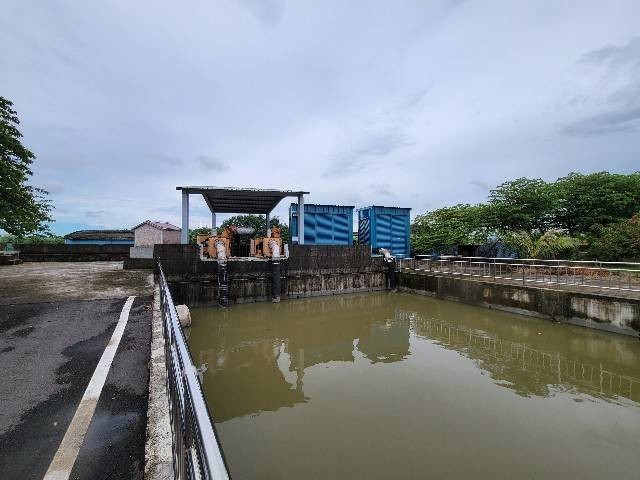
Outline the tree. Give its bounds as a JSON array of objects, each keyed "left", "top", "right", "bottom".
[
  {"left": 194, "top": 214, "right": 291, "bottom": 243},
  {"left": 587, "top": 214, "right": 640, "bottom": 261},
  {"left": 411, "top": 204, "right": 491, "bottom": 254},
  {"left": 0, "top": 233, "right": 64, "bottom": 246},
  {"left": 487, "top": 178, "right": 557, "bottom": 232},
  {"left": 554, "top": 172, "right": 640, "bottom": 234},
  {"left": 503, "top": 229, "right": 581, "bottom": 259},
  {"left": 189, "top": 227, "right": 213, "bottom": 244},
  {"left": 0, "top": 97, "right": 52, "bottom": 235}
]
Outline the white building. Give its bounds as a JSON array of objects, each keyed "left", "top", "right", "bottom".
[{"left": 130, "top": 220, "right": 181, "bottom": 259}]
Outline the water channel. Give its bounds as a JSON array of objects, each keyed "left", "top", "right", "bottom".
[{"left": 188, "top": 292, "right": 640, "bottom": 479}]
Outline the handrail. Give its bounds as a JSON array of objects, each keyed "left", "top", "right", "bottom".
[
  {"left": 157, "top": 261, "right": 231, "bottom": 479},
  {"left": 401, "top": 256, "right": 640, "bottom": 293},
  {"left": 414, "top": 255, "right": 640, "bottom": 267}
]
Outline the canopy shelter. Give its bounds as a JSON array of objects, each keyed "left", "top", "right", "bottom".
[{"left": 176, "top": 186, "right": 309, "bottom": 244}]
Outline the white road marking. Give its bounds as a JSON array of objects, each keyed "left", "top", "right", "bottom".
[{"left": 43, "top": 296, "right": 136, "bottom": 480}]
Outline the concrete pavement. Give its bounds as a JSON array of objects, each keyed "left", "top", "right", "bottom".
[{"left": 0, "top": 262, "right": 154, "bottom": 480}]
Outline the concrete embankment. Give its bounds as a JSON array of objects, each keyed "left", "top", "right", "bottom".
[
  {"left": 155, "top": 244, "right": 387, "bottom": 306},
  {"left": 399, "top": 272, "right": 640, "bottom": 336}
]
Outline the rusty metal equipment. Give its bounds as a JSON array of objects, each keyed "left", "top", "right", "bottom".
[
  {"left": 199, "top": 228, "right": 232, "bottom": 260},
  {"left": 255, "top": 226, "right": 282, "bottom": 258}
]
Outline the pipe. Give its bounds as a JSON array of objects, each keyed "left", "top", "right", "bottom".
[
  {"left": 379, "top": 248, "right": 393, "bottom": 260},
  {"left": 271, "top": 260, "right": 281, "bottom": 303},
  {"left": 215, "top": 239, "right": 227, "bottom": 262},
  {"left": 217, "top": 262, "right": 228, "bottom": 308},
  {"left": 269, "top": 239, "right": 282, "bottom": 302},
  {"left": 268, "top": 239, "right": 280, "bottom": 259},
  {"left": 379, "top": 248, "right": 397, "bottom": 290}
]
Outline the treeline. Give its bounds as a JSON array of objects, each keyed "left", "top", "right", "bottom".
[
  {"left": 188, "top": 215, "right": 290, "bottom": 243},
  {"left": 412, "top": 172, "right": 640, "bottom": 260},
  {"left": 0, "top": 233, "right": 65, "bottom": 246}
]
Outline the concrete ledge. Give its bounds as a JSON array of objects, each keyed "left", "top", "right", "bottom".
[
  {"left": 15, "top": 244, "right": 130, "bottom": 262},
  {"left": 399, "top": 272, "right": 640, "bottom": 337},
  {"left": 144, "top": 283, "right": 173, "bottom": 479},
  {"left": 124, "top": 257, "right": 155, "bottom": 270}
]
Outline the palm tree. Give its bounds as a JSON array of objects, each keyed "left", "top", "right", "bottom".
[{"left": 506, "top": 229, "right": 580, "bottom": 259}]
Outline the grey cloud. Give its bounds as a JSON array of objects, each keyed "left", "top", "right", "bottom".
[
  {"left": 42, "top": 181, "right": 65, "bottom": 194},
  {"left": 195, "top": 155, "right": 230, "bottom": 171},
  {"left": 385, "top": 89, "right": 429, "bottom": 119},
  {"left": 565, "top": 37, "right": 640, "bottom": 136},
  {"left": 579, "top": 37, "right": 640, "bottom": 67},
  {"left": 371, "top": 183, "right": 395, "bottom": 197},
  {"left": 470, "top": 179, "right": 491, "bottom": 191},
  {"left": 85, "top": 210, "right": 107, "bottom": 218},
  {"left": 326, "top": 129, "right": 413, "bottom": 176},
  {"left": 562, "top": 106, "right": 640, "bottom": 136},
  {"left": 236, "top": 0, "right": 283, "bottom": 26},
  {"left": 151, "top": 153, "right": 184, "bottom": 166}
]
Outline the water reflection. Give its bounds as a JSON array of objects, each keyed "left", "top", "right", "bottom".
[
  {"left": 401, "top": 308, "right": 640, "bottom": 403},
  {"left": 190, "top": 295, "right": 411, "bottom": 421},
  {"left": 188, "top": 293, "right": 640, "bottom": 423}
]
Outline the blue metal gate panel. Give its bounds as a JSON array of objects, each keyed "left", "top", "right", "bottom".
[
  {"left": 290, "top": 204, "right": 354, "bottom": 245},
  {"left": 357, "top": 206, "right": 411, "bottom": 257}
]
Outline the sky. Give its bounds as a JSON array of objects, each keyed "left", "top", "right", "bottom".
[{"left": 1, "top": 0, "right": 639, "bottom": 235}]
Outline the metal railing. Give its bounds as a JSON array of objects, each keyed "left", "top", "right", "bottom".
[
  {"left": 398, "top": 256, "right": 640, "bottom": 293},
  {"left": 158, "top": 262, "right": 231, "bottom": 479}
]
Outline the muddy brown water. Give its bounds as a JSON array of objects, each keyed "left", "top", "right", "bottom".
[{"left": 188, "top": 292, "right": 640, "bottom": 480}]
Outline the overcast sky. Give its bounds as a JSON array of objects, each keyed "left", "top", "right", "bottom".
[{"left": 2, "top": 1, "right": 639, "bottom": 234}]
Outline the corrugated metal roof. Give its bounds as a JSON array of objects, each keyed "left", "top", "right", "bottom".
[
  {"left": 132, "top": 220, "right": 181, "bottom": 231},
  {"left": 63, "top": 230, "right": 134, "bottom": 240},
  {"left": 177, "top": 186, "right": 309, "bottom": 214}
]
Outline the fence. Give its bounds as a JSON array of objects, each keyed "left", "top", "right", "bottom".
[
  {"left": 398, "top": 256, "right": 640, "bottom": 293},
  {"left": 158, "top": 262, "right": 231, "bottom": 479}
]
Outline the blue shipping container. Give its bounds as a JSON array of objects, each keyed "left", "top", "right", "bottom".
[
  {"left": 358, "top": 206, "right": 411, "bottom": 257},
  {"left": 289, "top": 204, "right": 354, "bottom": 245}
]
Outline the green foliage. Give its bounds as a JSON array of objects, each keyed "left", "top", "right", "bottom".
[
  {"left": 554, "top": 172, "right": 640, "bottom": 234},
  {"left": 412, "top": 172, "right": 640, "bottom": 260},
  {"left": 0, "top": 97, "right": 52, "bottom": 235},
  {"left": 219, "top": 215, "right": 268, "bottom": 236},
  {"left": 191, "top": 215, "right": 291, "bottom": 243},
  {"left": 0, "top": 233, "right": 64, "bottom": 247},
  {"left": 188, "top": 227, "right": 213, "bottom": 244},
  {"left": 503, "top": 229, "right": 581, "bottom": 259},
  {"left": 487, "top": 178, "right": 557, "bottom": 232},
  {"left": 587, "top": 214, "right": 640, "bottom": 261},
  {"left": 411, "top": 204, "right": 491, "bottom": 254}
]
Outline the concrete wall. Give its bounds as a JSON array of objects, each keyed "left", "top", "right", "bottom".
[
  {"left": 399, "top": 272, "right": 640, "bottom": 336},
  {"left": 134, "top": 226, "right": 181, "bottom": 247},
  {"left": 134, "top": 225, "right": 162, "bottom": 247},
  {"left": 162, "top": 230, "right": 181, "bottom": 245},
  {"left": 130, "top": 246, "right": 154, "bottom": 259},
  {"left": 155, "top": 244, "right": 387, "bottom": 306},
  {"left": 16, "top": 244, "right": 130, "bottom": 262}
]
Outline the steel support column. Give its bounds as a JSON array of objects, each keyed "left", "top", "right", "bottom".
[
  {"left": 265, "top": 212, "right": 270, "bottom": 237},
  {"left": 211, "top": 212, "right": 217, "bottom": 235},
  {"left": 298, "top": 194, "right": 305, "bottom": 245},
  {"left": 181, "top": 191, "right": 189, "bottom": 244}
]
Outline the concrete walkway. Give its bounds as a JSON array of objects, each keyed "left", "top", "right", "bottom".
[{"left": 0, "top": 262, "right": 154, "bottom": 479}]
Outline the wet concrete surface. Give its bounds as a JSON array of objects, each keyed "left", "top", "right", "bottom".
[
  {"left": 0, "top": 261, "right": 153, "bottom": 304},
  {"left": 0, "top": 262, "right": 153, "bottom": 479},
  {"left": 70, "top": 297, "right": 151, "bottom": 480}
]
